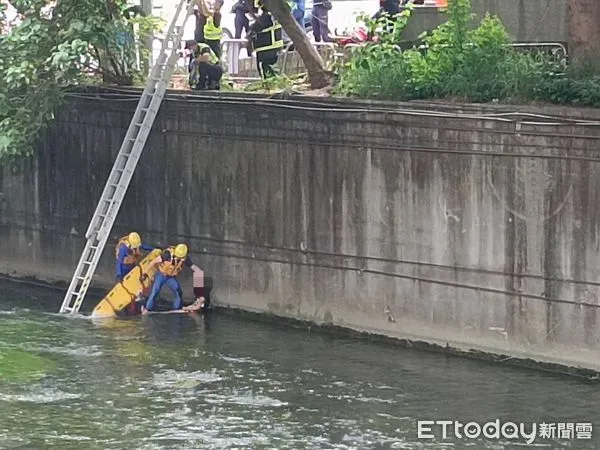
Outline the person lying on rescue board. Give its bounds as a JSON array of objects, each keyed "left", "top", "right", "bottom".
[{"left": 140, "top": 244, "right": 204, "bottom": 314}]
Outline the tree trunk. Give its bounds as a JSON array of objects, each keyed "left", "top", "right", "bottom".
[
  {"left": 140, "top": 0, "right": 153, "bottom": 76},
  {"left": 261, "top": 0, "right": 332, "bottom": 89},
  {"left": 568, "top": 0, "right": 600, "bottom": 71}
]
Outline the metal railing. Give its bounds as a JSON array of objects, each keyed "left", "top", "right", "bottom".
[
  {"left": 217, "top": 38, "right": 402, "bottom": 80},
  {"left": 220, "top": 38, "right": 261, "bottom": 80},
  {"left": 510, "top": 42, "right": 568, "bottom": 62},
  {"left": 213, "top": 38, "right": 569, "bottom": 82},
  {"left": 219, "top": 38, "right": 338, "bottom": 80},
  {"left": 281, "top": 41, "right": 336, "bottom": 74},
  {"left": 417, "top": 41, "right": 568, "bottom": 56}
]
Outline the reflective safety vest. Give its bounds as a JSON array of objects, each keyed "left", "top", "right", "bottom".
[
  {"left": 195, "top": 42, "right": 219, "bottom": 64},
  {"left": 158, "top": 246, "right": 186, "bottom": 277},
  {"left": 115, "top": 236, "right": 141, "bottom": 265},
  {"left": 203, "top": 16, "right": 222, "bottom": 41},
  {"left": 189, "top": 42, "right": 220, "bottom": 87},
  {"left": 254, "top": 20, "right": 284, "bottom": 53}
]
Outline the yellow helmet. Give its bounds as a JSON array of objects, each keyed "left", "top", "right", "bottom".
[
  {"left": 173, "top": 244, "right": 188, "bottom": 258},
  {"left": 128, "top": 232, "right": 142, "bottom": 249}
]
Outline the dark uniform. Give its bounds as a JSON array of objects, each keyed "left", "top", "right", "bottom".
[
  {"left": 232, "top": 0, "right": 253, "bottom": 38},
  {"left": 186, "top": 40, "right": 223, "bottom": 90},
  {"left": 249, "top": 5, "right": 284, "bottom": 79},
  {"left": 193, "top": 6, "right": 205, "bottom": 43}
]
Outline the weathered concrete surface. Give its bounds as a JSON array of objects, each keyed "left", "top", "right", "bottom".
[
  {"left": 2, "top": 88, "right": 600, "bottom": 371},
  {"left": 470, "top": 0, "right": 567, "bottom": 43},
  {"left": 329, "top": 0, "right": 568, "bottom": 45}
]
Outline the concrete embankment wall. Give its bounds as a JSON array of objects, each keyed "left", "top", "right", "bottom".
[
  {"left": 2, "top": 88, "right": 600, "bottom": 371},
  {"left": 399, "top": 0, "right": 567, "bottom": 44}
]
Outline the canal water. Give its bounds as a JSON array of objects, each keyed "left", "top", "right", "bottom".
[{"left": 0, "top": 279, "right": 599, "bottom": 449}]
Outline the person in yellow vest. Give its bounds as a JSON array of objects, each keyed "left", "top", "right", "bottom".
[
  {"left": 185, "top": 39, "right": 223, "bottom": 90},
  {"left": 142, "top": 244, "right": 203, "bottom": 313},
  {"left": 198, "top": 0, "right": 224, "bottom": 59},
  {"left": 115, "top": 232, "right": 155, "bottom": 282},
  {"left": 248, "top": 2, "right": 284, "bottom": 79}
]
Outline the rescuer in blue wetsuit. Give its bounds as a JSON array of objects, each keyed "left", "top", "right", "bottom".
[
  {"left": 115, "top": 232, "right": 155, "bottom": 281},
  {"left": 141, "top": 244, "right": 203, "bottom": 313}
]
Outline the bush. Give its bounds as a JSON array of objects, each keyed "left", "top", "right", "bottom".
[
  {"left": 0, "top": 0, "right": 163, "bottom": 164},
  {"left": 337, "top": 0, "right": 600, "bottom": 108}
]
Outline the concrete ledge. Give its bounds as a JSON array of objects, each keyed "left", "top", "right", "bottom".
[
  {"left": 0, "top": 273, "right": 107, "bottom": 305},
  {"left": 71, "top": 86, "right": 600, "bottom": 120}
]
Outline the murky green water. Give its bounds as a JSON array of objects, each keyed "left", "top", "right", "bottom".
[{"left": 1, "top": 280, "right": 600, "bottom": 449}]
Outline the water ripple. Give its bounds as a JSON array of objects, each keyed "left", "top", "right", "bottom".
[
  {"left": 219, "top": 354, "right": 266, "bottom": 365},
  {"left": 31, "top": 343, "right": 104, "bottom": 357},
  {"left": 0, "top": 296, "right": 599, "bottom": 450},
  {"left": 204, "top": 391, "right": 289, "bottom": 408},
  {"left": 152, "top": 369, "right": 225, "bottom": 389},
  {"left": 0, "top": 387, "right": 81, "bottom": 404}
]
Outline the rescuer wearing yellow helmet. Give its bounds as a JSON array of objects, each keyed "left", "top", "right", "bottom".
[
  {"left": 115, "top": 232, "right": 155, "bottom": 282},
  {"left": 142, "top": 243, "right": 204, "bottom": 313}
]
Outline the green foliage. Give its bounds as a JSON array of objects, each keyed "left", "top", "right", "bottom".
[
  {"left": 334, "top": 8, "right": 411, "bottom": 98},
  {"left": 0, "top": 0, "right": 164, "bottom": 163},
  {"left": 337, "top": 0, "right": 600, "bottom": 108},
  {"left": 534, "top": 71, "right": 600, "bottom": 107}
]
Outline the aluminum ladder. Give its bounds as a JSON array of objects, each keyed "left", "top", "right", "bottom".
[{"left": 59, "top": 0, "right": 194, "bottom": 314}]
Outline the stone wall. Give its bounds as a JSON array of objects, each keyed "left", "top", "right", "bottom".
[{"left": 2, "top": 89, "right": 600, "bottom": 370}]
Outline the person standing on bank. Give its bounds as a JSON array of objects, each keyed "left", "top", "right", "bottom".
[
  {"left": 311, "top": 0, "right": 332, "bottom": 42},
  {"left": 231, "top": 0, "right": 253, "bottom": 38},
  {"left": 248, "top": 1, "right": 284, "bottom": 79},
  {"left": 290, "top": 0, "right": 305, "bottom": 29},
  {"left": 192, "top": 3, "right": 205, "bottom": 43},
  {"left": 199, "top": 0, "right": 224, "bottom": 59}
]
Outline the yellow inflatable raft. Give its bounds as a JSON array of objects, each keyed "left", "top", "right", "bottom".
[{"left": 91, "top": 249, "right": 162, "bottom": 318}]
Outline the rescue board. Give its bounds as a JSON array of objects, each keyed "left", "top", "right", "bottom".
[
  {"left": 143, "top": 309, "right": 199, "bottom": 315},
  {"left": 91, "top": 249, "right": 162, "bottom": 318},
  {"left": 142, "top": 298, "right": 206, "bottom": 315}
]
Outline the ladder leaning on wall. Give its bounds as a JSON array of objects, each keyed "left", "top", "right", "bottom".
[{"left": 59, "top": 0, "right": 194, "bottom": 314}]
